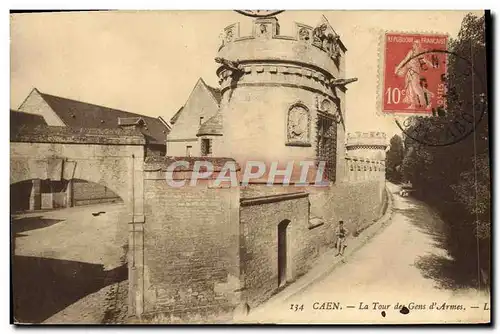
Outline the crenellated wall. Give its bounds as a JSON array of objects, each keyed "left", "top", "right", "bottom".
[
  {"left": 218, "top": 18, "right": 345, "bottom": 79},
  {"left": 346, "top": 131, "right": 388, "bottom": 161},
  {"left": 216, "top": 17, "right": 348, "bottom": 182},
  {"left": 344, "top": 155, "right": 386, "bottom": 182}
]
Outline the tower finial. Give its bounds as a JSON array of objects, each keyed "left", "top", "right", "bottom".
[{"left": 234, "top": 10, "right": 284, "bottom": 18}]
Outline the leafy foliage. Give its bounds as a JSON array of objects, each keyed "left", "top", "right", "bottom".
[
  {"left": 385, "top": 134, "right": 404, "bottom": 182},
  {"left": 400, "top": 14, "right": 490, "bottom": 282}
]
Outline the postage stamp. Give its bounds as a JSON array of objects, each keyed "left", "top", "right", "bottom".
[{"left": 381, "top": 32, "right": 449, "bottom": 115}]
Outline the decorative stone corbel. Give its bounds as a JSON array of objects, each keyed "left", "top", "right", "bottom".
[
  {"left": 215, "top": 57, "right": 244, "bottom": 78},
  {"left": 329, "top": 77, "right": 358, "bottom": 88},
  {"left": 215, "top": 57, "right": 245, "bottom": 102}
]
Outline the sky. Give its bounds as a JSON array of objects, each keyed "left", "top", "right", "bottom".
[{"left": 10, "top": 10, "right": 483, "bottom": 137}]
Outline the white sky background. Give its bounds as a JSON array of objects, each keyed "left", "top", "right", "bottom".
[{"left": 10, "top": 10, "right": 483, "bottom": 137}]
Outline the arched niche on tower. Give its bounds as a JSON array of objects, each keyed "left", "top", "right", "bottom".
[{"left": 285, "top": 101, "right": 311, "bottom": 147}]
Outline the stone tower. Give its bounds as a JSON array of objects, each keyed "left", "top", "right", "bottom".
[
  {"left": 215, "top": 14, "right": 354, "bottom": 182},
  {"left": 346, "top": 131, "right": 389, "bottom": 161}
]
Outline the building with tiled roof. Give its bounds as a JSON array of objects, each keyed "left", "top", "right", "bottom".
[
  {"left": 167, "top": 78, "right": 221, "bottom": 157},
  {"left": 169, "top": 106, "right": 184, "bottom": 125},
  {"left": 196, "top": 112, "right": 223, "bottom": 157},
  {"left": 16, "top": 88, "right": 171, "bottom": 155},
  {"left": 10, "top": 109, "right": 47, "bottom": 133}
]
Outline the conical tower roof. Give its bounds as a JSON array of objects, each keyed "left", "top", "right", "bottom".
[{"left": 197, "top": 113, "right": 223, "bottom": 136}]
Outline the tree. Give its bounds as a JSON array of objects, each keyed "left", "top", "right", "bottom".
[
  {"left": 400, "top": 13, "right": 490, "bottom": 285},
  {"left": 385, "top": 134, "right": 404, "bottom": 183}
]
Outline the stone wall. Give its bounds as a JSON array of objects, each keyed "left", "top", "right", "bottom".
[
  {"left": 344, "top": 156, "right": 385, "bottom": 182},
  {"left": 141, "top": 157, "right": 241, "bottom": 321},
  {"left": 346, "top": 131, "right": 388, "bottom": 161},
  {"left": 10, "top": 125, "right": 147, "bottom": 317},
  {"left": 239, "top": 192, "right": 313, "bottom": 307},
  {"left": 308, "top": 180, "right": 387, "bottom": 235},
  {"left": 238, "top": 178, "right": 386, "bottom": 309},
  {"left": 10, "top": 126, "right": 145, "bottom": 211},
  {"left": 10, "top": 127, "right": 388, "bottom": 319}
]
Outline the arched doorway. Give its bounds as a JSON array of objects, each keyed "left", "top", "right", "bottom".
[{"left": 277, "top": 219, "right": 291, "bottom": 287}]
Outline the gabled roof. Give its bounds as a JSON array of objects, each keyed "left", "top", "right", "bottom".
[
  {"left": 204, "top": 83, "right": 222, "bottom": 104},
  {"left": 170, "top": 106, "right": 184, "bottom": 125},
  {"left": 170, "top": 78, "right": 221, "bottom": 125},
  {"left": 35, "top": 90, "right": 168, "bottom": 144}
]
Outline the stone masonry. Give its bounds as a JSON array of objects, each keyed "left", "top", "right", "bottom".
[{"left": 10, "top": 14, "right": 390, "bottom": 322}]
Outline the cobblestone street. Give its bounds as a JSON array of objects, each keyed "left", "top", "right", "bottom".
[{"left": 12, "top": 203, "right": 129, "bottom": 324}]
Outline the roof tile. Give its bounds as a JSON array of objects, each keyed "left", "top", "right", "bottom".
[
  {"left": 197, "top": 113, "right": 223, "bottom": 136},
  {"left": 38, "top": 91, "right": 168, "bottom": 144}
]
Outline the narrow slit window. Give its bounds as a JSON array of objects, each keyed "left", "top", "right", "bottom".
[{"left": 201, "top": 139, "right": 212, "bottom": 156}]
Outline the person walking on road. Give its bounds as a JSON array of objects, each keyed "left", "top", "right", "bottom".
[{"left": 335, "top": 220, "right": 349, "bottom": 256}]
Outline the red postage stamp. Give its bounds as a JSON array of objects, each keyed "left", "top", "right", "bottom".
[{"left": 382, "top": 32, "right": 448, "bottom": 115}]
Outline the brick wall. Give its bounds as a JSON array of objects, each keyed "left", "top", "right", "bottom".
[
  {"left": 239, "top": 193, "right": 311, "bottom": 307},
  {"left": 139, "top": 157, "right": 386, "bottom": 319},
  {"left": 142, "top": 177, "right": 240, "bottom": 320},
  {"left": 239, "top": 179, "right": 386, "bottom": 309}
]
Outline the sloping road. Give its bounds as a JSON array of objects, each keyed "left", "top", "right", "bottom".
[{"left": 247, "top": 183, "right": 490, "bottom": 324}]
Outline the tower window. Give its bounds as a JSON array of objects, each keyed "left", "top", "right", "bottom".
[
  {"left": 186, "top": 145, "right": 192, "bottom": 157},
  {"left": 316, "top": 113, "right": 337, "bottom": 182},
  {"left": 201, "top": 138, "right": 212, "bottom": 156}
]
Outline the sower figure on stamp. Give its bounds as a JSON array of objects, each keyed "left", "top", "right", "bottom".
[
  {"left": 335, "top": 220, "right": 349, "bottom": 256},
  {"left": 394, "top": 39, "right": 434, "bottom": 110}
]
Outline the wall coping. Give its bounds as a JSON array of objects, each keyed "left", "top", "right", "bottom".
[
  {"left": 144, "top": 156, "right": 240, "bottom": 172},
  {"left": 346, "top": 144, "right": 388, "bottom": 150},
  {"left": 11, "top": 125, "right": 146, "bottom": 145},
  {"left": 344, "top": 156, "right": 385, "bottom": 163},
  {"left": 240, "top": 191, "right": 309, "bottom": 207},
  {"left": 345, "top": 131, "right": 388, "bottom": 149}
]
